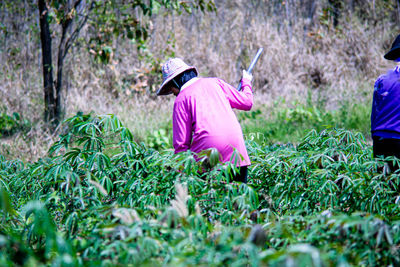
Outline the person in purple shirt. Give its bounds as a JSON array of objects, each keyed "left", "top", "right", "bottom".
[
  {"left": 371, "top": 34, "right": 400, "bottom": 171},
  {"left": 157, "top": 58, "right": 253, "bottom": 183}
]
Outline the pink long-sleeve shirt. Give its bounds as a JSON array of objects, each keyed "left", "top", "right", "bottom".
[{"left": 172, "top": 77, "right": 253, "bottom": 166}]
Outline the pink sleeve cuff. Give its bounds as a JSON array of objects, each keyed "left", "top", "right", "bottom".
[{"left": 241, "top": 78, "right": 252, "bottom": 91}]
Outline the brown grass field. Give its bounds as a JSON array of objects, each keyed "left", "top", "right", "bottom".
[{"left": 0, "top": 1, "right": 398, "bottom": 161}]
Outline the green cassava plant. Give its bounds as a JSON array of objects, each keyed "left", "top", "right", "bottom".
[{"left": 0, "top": 113, "right": 399, "bottom": 266}]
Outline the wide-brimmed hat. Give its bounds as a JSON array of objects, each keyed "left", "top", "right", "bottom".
[
  {"left": 157, "top": 58, "right": 198, "bottom": 96},
  {"left": 384, "top": 34, "right": 400, "bottom": 60}
]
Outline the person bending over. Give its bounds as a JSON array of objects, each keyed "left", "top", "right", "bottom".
[{"left": 157, "top": 58, "right": 253, "bottom": 183}]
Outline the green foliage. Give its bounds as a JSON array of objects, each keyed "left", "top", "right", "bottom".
[
  {"left": 0, "top": 109, "right": 30, "bottom": 137},
  {"left": 146, "top": 128, "right": 171, "bottom": 150},
  {"left": 249, "top": 128, "right": 400, "bottom": 218},
  {"left": 240, "top": 99, "right": 371, "bottom": 144},
  {"left": 0, "top": 113, "right": 399, "bottom": 266},
  {"left": 87, "top": 0, "right": 216, "bottom": 64}
]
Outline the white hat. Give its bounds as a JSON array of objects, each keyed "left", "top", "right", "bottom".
[{"left": 157, "top": 58, "right": 198, "bottom": 96}]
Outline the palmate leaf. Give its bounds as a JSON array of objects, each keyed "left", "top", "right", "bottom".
[
  {"left": 44, "top": 161, "right": 72, "bottom": 184},
  {"left": 64, "top": 211, "right": 79, "bottom": 237},
  {"left": 120, "top": 128, "right": 135, "bottom": 143},
  {"left": 22, "top": 201, "right": 55, "bottom": 244},
  {"left": 76, "top": 120, "right": 102, "bottom": 136},
  {"left": 48, "top": 141, "right": 67, "bottom": 156},
  {"left": 197, "top": 147, "right": 221, "bottom": 169},
  {"left": 98, "top": 114, "right": 123, "bottom": 133},
  {"left": 63, "top": 147, "right": 83, "bottom": 165},
  {"left": 99, "top": 175, "right": 113, "bottom": 194},
  {"left": 5, "top": 114, "right": 400, "bottom": 266}
]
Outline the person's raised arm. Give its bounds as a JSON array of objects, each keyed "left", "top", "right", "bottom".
[
  {"left": 172, "top": 100, "right": 192, "bottom": 153},
  {"left": 217, "top": 70, "right": 253, "bottom": 110}
]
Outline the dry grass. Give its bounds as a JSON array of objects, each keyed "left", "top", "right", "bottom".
[{"left": 0, "top": 1, "right": 398, "bottom": 161}]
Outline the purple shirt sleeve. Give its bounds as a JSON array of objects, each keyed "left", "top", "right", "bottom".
[{"left": 216, "top": 78, "right": 253, "bottom": 110}]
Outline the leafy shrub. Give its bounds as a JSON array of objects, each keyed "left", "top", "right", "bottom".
[
  {"left": 146, "top": 128, "right": 171, "bottom": 150},
  {"left": 0, "top": 114, "right": 399, "bottom": 266},
  {"left": 0, "top": 110, "right": 29, "bottom": 137},
  {"left": 249, "top": 128, "right": 400, "bottom": 217}
]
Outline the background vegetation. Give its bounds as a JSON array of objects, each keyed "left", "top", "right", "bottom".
[
  {"left": 1, "top": 0, "right": 399, "bottom": 160},
  {"left": 1, "top": 1, "right": 400, "bottom": 266}
]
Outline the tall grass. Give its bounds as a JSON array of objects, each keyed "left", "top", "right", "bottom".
[{"left": 241, "top": 90, "right": 373, "bottom": 144}]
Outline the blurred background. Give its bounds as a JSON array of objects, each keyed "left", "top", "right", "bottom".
[{"left": 0, "top": 0, "right": 399, "bottom": 160}]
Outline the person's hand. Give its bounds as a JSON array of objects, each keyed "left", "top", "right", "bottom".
[{"left": 242, "top": 70, "right": 253, "bottom": 82}]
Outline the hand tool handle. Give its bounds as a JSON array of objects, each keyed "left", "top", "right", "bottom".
[{"left": 237, "top": 48, "right": 263, "bottom": 91}]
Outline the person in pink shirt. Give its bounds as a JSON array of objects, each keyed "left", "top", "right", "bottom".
[{"left": 157, "top": 58, "right": 253, "bottom": 183}]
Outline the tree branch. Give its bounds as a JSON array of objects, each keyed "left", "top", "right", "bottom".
[{"left": 63, "top": 0, "right": 95, "bottom": 61}]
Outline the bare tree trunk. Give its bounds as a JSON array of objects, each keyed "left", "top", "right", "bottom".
[
  {"left": 38, "top": 0, "right": 56, "bottom": 124},
  {"left": 39, "top": 0, "right": 90, "bottom": 126},
  {"left": 55, "top": 0, "right": 75, "bottom": 124},
  {"left": 55, "top": 25, "right": 69, "bottom": 124}
]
